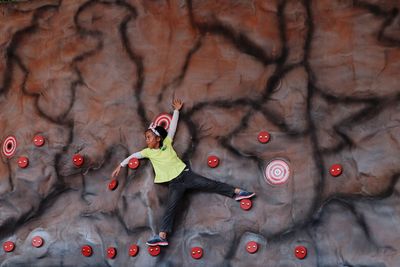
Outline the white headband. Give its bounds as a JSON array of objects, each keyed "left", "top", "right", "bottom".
[{"left": 148, "top": 123, "right": 161, "bottom": 137}]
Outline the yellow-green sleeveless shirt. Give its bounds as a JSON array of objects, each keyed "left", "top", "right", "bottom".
[{"left": 140, "top": 136, "right": 186, "bottom": 183}]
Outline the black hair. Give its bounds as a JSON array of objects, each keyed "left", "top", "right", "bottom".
[{"left": 146, "top": 126, "right": 168, "bottom": 148}]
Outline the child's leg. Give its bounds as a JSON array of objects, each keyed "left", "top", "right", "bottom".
[
  {"left": 159, "top": 183, "right": 186, "bottom": 236},
  {"left": 184, "top": 170, "right": 237, "bottom": 197}
]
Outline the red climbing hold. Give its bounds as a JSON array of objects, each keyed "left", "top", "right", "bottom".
[
  {"left": 2, "top": 135, "right": 17, "bottom": 158},
  {"left": 191, "top": 247, "right": 203, "bottom": 260},
  {"left": 108, "top": 179, "right": 118, "bottom": 191},
  {"left": 240, "top": 199, "right": 252, "bottom": 211},
  {"left": 258, "top": 131, "right": 270, "bottom": 144},
  {"left": 81, "top": 245, "right": 93, "bottom": 257},
  {"left": 17, "top": 157, "right": 29, "bottom": 168},
  {"left": 246, "top": 241, "right": 258, "bottom": 254},
  {"left": 329, "top": 164, "right": 342, "bottom": 177},
  {"left": 129, "top": 244, "right": 139, "bottom": 257},
  {"left": 72, "top": 154, "right": 84, "bottom": 167},
  {"left": 207, "top": 155, "right": 219, "bottom": 168},
  {"left": 148, "top": 245, "right": 161, "bottom": 257},
  {"left": 3, "top": 241, "right": 15, "bottom": 252},
  {"left": 294, "top": 245, "right": 307, "bottom": 259},
  {"left": 128, "top": 158, "right": 139, "bottom": 169},
  {"left": 107, "top": 247, "right": 117, "bottom": 259},
  {"left": 33, "top": 135, "right": 45, "bottom": 147},
  {"left": 32, "top": 236, "right": 44, "bottom": 248}
]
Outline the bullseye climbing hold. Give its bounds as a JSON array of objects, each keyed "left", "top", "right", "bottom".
[
  {"left": 17, "top": 156, "right": 29, "bottom": 168},
  {"left": 32, "top": 236, "right": 44, "bottom": 248},
  {"left": 33, "top": 135, "right": 45, "bottom": 147},
  {"left": 129, "top": 244, "right": 139, "bottom": 257},
  {"left": 153, "top": 113, "right": 172, "bottom": 131},
  {"left": 258, "top": 131, "right": 270, "bottom": 143},
  {"left": 265, "top": 159, "right": 290, "bottom": 185},
  {"left": 191, "top": 247, "right": 203, "bottom": 260},
  {"left": 81, "top": 245, "right": 93, "bottom": 257},
  {"left": 240, "top": 199, "right": 252, "bottom": 211},
  {"left": 2, "top": 135, "right": 17, "bottom": 158},
  {"left": 108, "top": 179, "right": 118, "bottom": 191},
  {"left": 294, "top": 245, "right": 307, "bottom": 259},
  {"left": 246, "top": 241, "right": 258, "bottom": 254},
  {"left": 107, "top": 247, "right": 117, "bottom": 259},
  {"left": 207, "top": 155, "right": 219, "bottom": 168},
  {"left": 148, "top": 245, "right": 161, "bottom": 257},
  {"left": 72, "top": 154, "right": 84, "bottom": 167},
  {"left": 329, "top": 164, "right": 342, "bottom": 177},
  {"left": 3, "top": 241, "right": 15, "bottom": 252},
  {"left": 128, "top": 158, "right": 139, "bottom": 169}
]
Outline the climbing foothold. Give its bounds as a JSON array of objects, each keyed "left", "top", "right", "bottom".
[
  {"left": 191, "top": 247, "right": 203, "bottom": 260},
  {"left": 3, "top": 241, "right": 15, "bottom": 252},
  {"left": 246, "top": 241, "right": 258, "bottom": 254},
  {"left": 240, "top": 199, "right": 252, "bottom": 211},
  {"left": 129, "top": 244, "right": 139, "bottom": 257},
  {"left": 294, "top": 245, "right": 307, "bottom": 259},
  {"left": 153, "top": 113, "right": 172, "bottom": 131},
  {"left": 207, "top": 155, "right": 219, "bottom": 168},
  {"left": 32, "top": 236, "right": 44, "bottom": 248},
  {"left": 17, "top": 156, "right": 29, "bottom": 168},
  {"left": 72, "top": 154, "right": 84, "bottom": 167},
  {"left": 2, "top": 135, "right": 17, "bottom": 158},
  {"left": 108, "top": 179, "right": 118, "bottom": 191},
  {"left": 148, "top": 245, "right": 161, "bottom": 257},
  {"left": 128, "top": 158, "right": 139, "bottom": 169},
  {"left": 107, "top": 247, "right": 117, "bottom": 259},
  {"left": 258, "top": 131, "right": 270, "bottom": 144},
  {"left": 265, "top": 159, "right": 290, "bottom": 185},
  {"left": 33, "top": 135, "right": 45, "bottom": 147},
  {"left": 81, "top": 245, "right": 93, "bottom": 257},
  {"left": 329, "top": 164, "right": 342, "bottom": 177}
]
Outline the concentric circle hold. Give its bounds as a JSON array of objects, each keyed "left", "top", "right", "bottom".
[{"left": 265, "top": 159, "right": 290, "bottom": 185}]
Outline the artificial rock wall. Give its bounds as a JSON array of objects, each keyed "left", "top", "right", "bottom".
[{"left": 1, "top": 0, "right": 400, "bottom": 266}]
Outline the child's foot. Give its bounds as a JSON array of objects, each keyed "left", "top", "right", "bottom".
[
  {"left": 146, "top": 235, "right": 169, "bottom": 246},
  {"left": 235, "top": 190, "right": 256, "bottom": 201}
]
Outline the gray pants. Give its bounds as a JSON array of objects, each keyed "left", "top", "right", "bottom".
[{"left": 160, "top": 169, "right": 236, "bottom": 233}]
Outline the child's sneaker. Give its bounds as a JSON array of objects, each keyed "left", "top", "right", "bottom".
[
  {"left": 146, "top": 235, "right": 169, "bottom": 246},
  {"left": 235, "top": 190, "right": 256, "bottom": 201}
]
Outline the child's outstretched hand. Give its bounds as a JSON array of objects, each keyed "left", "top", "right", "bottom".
[
  {"left": 111, "top": 165, "right": 122, "bottom": 178},
  {"left": 172, "top": 99, "right": 183, "bottom": 111}
]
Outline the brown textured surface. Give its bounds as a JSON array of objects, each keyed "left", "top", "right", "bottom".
[{"left": 0, "top": 0, "right": 400, "bottom": 266}]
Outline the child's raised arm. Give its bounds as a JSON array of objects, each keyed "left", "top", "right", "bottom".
[{"left": 168, "top": 99, "right": 183, "bottom": 140}]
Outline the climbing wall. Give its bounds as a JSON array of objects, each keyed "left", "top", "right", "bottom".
[{"left": 1, "top": 0, "right": 400, "bottom": 266}]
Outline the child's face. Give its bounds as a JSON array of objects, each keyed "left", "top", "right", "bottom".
[{"left": 145, "top": 130, "right": 161, "bottom": 149}]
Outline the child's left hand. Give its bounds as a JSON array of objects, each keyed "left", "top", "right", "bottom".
[{"left": 172, "top": 99, "right": 183, "bottom": 111}]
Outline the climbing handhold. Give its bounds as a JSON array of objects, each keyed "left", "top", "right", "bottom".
[
  {"left": 329, "top": 164, "right": 342, "bottom": 177},
  {"left": 72, "top": 154, "right": 84, "bottom": 167},
  {"left": 33, "top": 135, "right": 45, "bottom": 147},
  {"left": 294, "top": 245, "right": 307, "bottom": 259},
  {"left": 240, "top": 199, "right": 252, "bottom": 211},
  {"left": 107, "top": 247, "right": 117, "bottom": 259},
  {"left": 2, "top": 135, "right": 17, "bottom": 158},
  {"left": 17, "top": 157, "right": 29, "bottom": 168},
  {"left": 258, "top": 131, "right": 270, "bottom": 144},
  {"left": 3, "top": 241, "right": 15, "bottom": 252},
  {"left": 191, "top": 247, "right": 203, "bottom": 260},
  {"left": 108, "top": 179, "right": 118, "bottom": 191},
  {"left": 128, "top": 158, "right": 139, "bottom": 169},
  {"left": 148, "top": 245, "right": 161, "bottom": 256},
  {"left": 32, "top": 236, "right": 44, "bottom": 248},
  {"left": 153, "top": 113, "right": 172, "bottom": 131},
  {"left": 81, "top": 245, "right": 93, "bottom": 257},
  {"left": 129, "top": 244, "right": 139, "bottom": 257},
  {"left": 265, "top": 159, "right": 290, "bottom": 185},
  {"left": 207, "top": 155, "right": 219, "bottom": 168},
  {"left": 246, "top": 241, "right": 258, "bottom": 254}
]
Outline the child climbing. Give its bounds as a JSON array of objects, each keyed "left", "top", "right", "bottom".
[{"left": 111, "top": 99, "right": 255, "bottom": 246}]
